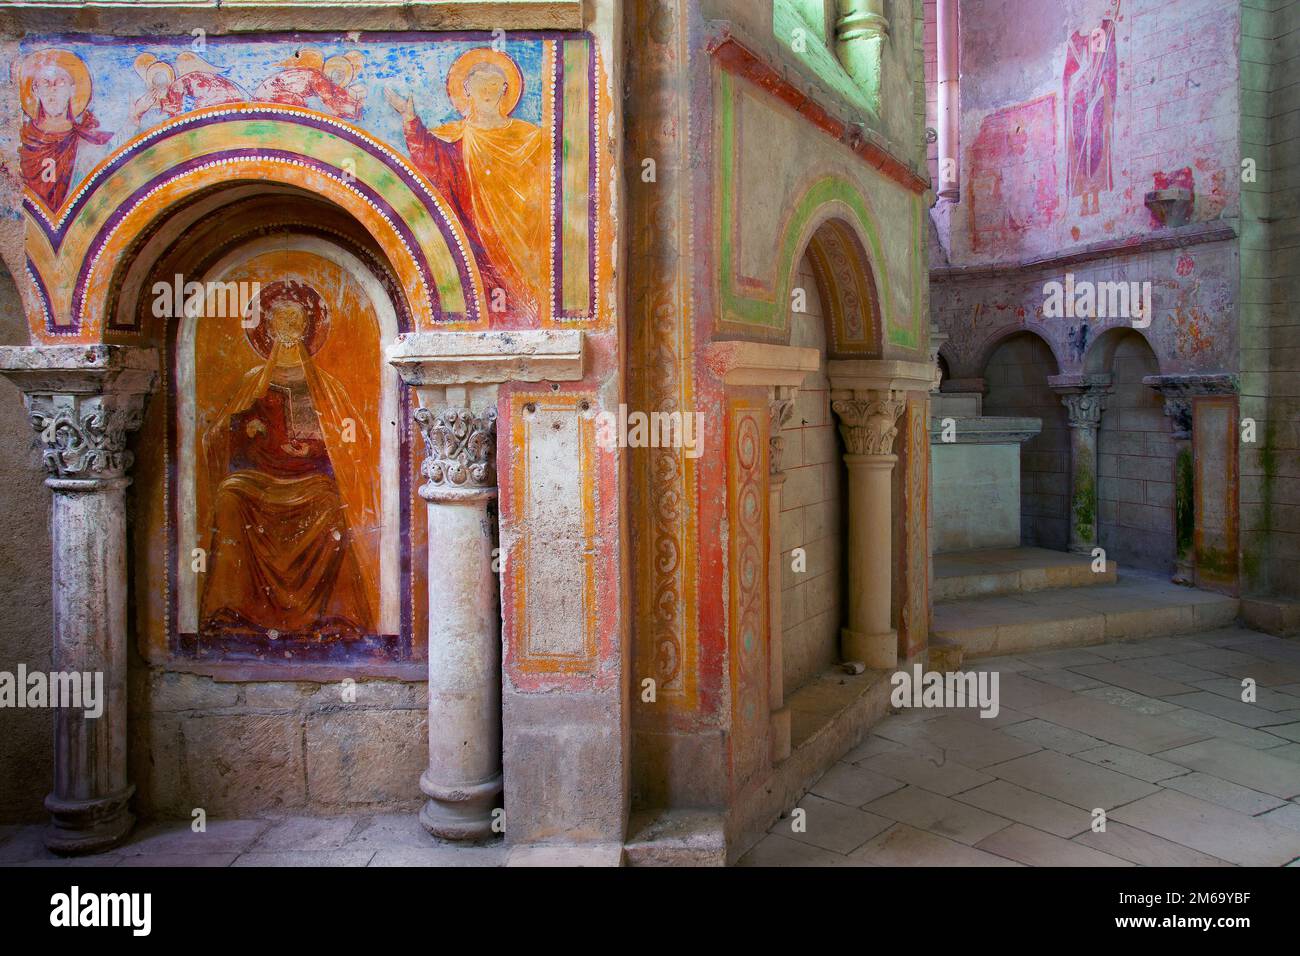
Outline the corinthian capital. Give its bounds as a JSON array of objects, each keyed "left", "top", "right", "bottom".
[
  {"left": 30, "top": 393, "right": 147, "bottom": 480},
  {"left": 414, "top": 405, "right": 498, "bottom": 499},
  {"left": 831, "top": 395, "right": 905, "bottom": 457},
  {"left": 1060, "top": 391, "right": 1106, "bottom": 429}
]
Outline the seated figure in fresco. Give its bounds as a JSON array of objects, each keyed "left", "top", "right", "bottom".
[
  {"left": 200, "top": 281, "right": 375, "bottom": 642},
  {"left": 384, "top": 48, "right": 548, "bottom": 320}
]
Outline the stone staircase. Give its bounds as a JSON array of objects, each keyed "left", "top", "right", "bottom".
[{"left": 928, "top": 547, "right": 1241, "bottom": 670}]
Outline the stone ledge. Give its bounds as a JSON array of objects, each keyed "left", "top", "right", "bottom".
[
  {"left": 928, "top": 415, "right": 1042, "bottom": 444},
  {"left": 704, "top": 340, "right": 820, "bottom": 388},
  {"left": 387, "top": 329, "right": 584, "bottom": 386}
]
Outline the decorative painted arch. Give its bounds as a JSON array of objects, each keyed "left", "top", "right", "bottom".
[
  {"left": 23, "top": 105, "right": 486, "bottom": 341},
  {"left": 774, "top": 174, "right": 922, "bottom": 353}
]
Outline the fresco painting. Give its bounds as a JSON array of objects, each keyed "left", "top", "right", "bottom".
[
  {"left": 1063, "top": 12, "right": 1118, "bottom": 216},
  {"left": 18, "top": 34, "right": 600, "bottom": 335},
  {"left": 179, "top": 249, "right": 397, "bottom": 662}
]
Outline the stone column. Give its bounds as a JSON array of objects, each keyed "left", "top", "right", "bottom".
[
  {"left": 1051, "top": 376, "right": 1111, "bottom": 555},
  {"left": 835, "top": 0, "right": 889, "bottom": 105},
  {"left": 767, "top": 392, "right": 795, "bottom": 763},
  {"left": 832, "top": 393, "right": 905, "bottom": 669},
  {"left": 0, "top": 345, "right": 157, "bottom": 854},
  {"left": 412, "top": 402, "right": 502, "bottom": 840}
]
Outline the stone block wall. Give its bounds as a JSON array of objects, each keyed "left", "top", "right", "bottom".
[
  {"left": 1239, "top": 0, "right": 1300, "bottom": 597},
  {"left": 780, "top": 254, "right": 846, "bottom": 692},
  {"left": 1096, "top": 333, "right": 1176, "bottom": 573},
  {"left": 980, "top": 332, "right": 1071, "bottom": 550},
  {"left": 128, "top": 671, "right": 427, "bottom": 819}
]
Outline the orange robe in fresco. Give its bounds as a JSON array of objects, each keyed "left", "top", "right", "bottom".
[
  {"left": 404, "top": 115, "right": 549, "bottom": 316},
  {"left": 200, "top": 349, "right": 376, "bottom": 639}
]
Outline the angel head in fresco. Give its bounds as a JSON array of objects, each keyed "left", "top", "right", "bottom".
[
  {"left": 15, "top": 49, "right": 113, "bottom": 210},
  {"left": 128, "top": 52, "right": 247, "bottom": 127},
  {"left": 253, "top": 48, "right": 367, "bottom": 120},
  {"left": 385, "top": 48, "right": 548, "bottom": 320},
  {"left": 200, "top": 279, "right": 377, "bottom": 642}
]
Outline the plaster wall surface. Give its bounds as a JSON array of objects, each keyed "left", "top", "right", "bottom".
[{"left": 930, "top": 441, "right": 1022, "bottom": 551}]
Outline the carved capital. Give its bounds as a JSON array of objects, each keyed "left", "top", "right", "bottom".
[
  {"left": 29, "top": 392, "right": 147, "bottom": 480},
  {"left": 1161, "top": 397, "right": 1193, "bottom": 440},
  {"left": 1060, "top": 390, "right": 1106, "bottom": 429},
  {"left": 769, "top": 397, "right": 795, "bottom": 475},
  {"left": 414, "top": 405, "right": 498, "bottom": 499},
  {"left": 832, "top": 396, "right": 905, "bottom": 457}
]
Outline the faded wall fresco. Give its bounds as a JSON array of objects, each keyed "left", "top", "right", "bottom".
[{"left": 17, "top": 32, "right": 603, "bottom": 338}]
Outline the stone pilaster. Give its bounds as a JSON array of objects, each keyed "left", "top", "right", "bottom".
[
  {"left": 1050, "top": 375, "right": 1111, "bottom": 555},
  {"left": 411, "top": 403, "right": 502, "bottom": 840},
  {"left": 1144, "top": 373, "right": 1238, "bottom": 586},
  {"left": 0, "top": 345, "right": 157, "bottom": 854},
  {"left": 832, "top": 393, "right": 905, "bottom": 669}
]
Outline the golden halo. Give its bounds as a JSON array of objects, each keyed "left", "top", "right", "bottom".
[
  {"left": 446, "top": 48, "right": 523, "bottom": 118},
  {"left": 19, "top": 49, "right": 93, "bottom": 120},
  {"left": 244, "top": 279, "right": 330, "bottom": 360}
]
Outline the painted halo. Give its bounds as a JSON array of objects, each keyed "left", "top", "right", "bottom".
[
  {"left": 18, "top": 49, "right": 93, "bottom": 120},
  {"left": 244, "top": 279, "right": 331, "bottom": 359},
  {"left": 446, "top": 47, "right": 523, "bottom": 118}
]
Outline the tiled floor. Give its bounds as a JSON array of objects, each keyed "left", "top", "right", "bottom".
[
  {"left": 740, "top": 625, "right": 1300, "bottom": 867},
  {"left": 4, "top": 624, "right": 1300, "bottom": 867}
]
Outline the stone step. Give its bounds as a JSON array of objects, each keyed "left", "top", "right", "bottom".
[
  {"left": 933, "top": 546, "right": 1117, "bottom": 601},
  {"left": 933, "top": 571, "right": 1240, "bottom": 659},
  {"left": 928, "top": 636, "right": 964, "bottom": 672}
]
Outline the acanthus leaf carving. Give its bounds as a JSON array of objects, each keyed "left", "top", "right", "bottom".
[
  {"left": 29, "top": 393, "right": 145, "bottom": 480},
  {"left": 831, "top": 397, "right": 905, "bottom": 456},
  {"left": 413, "top": 405, "right": 498, "bottom": 497}
]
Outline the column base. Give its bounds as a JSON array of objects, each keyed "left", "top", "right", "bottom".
[
  {"left": 419, "top": 770, "right": 503, "bottom": 841},
  {"left": 769, "top": 707, "right": 791, "bottom": 764},
  {"left": 842, "top": 627, "right": 898, "bottom": 670},
  {"left": 44, "top": 786, "right": 135, "bottom": 855}
]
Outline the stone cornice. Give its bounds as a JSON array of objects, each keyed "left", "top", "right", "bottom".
[
  {"left": 706, "top": 31, "right": 931, "bottom": 196},
  {"left": 705, "top": 340, "right": 820, "bottom": 388},
  {"left": 930, "top": 221, "right": 1237, "bottom": 283},
  {"left": 828, "top": 358, "right": 935, "bottom": 397},
  {"left": 0, "top": 2, "right": 584, "bottom": 36},
  {"left": 927, "top": 415, "right": 1042, "bottom": 445},
  {"left": 388, "top": 330, "right": 584, "bottom": 387}
]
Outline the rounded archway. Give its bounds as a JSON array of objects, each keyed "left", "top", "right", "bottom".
[
  {"left": 1086, "top": 328, "right": 1174, "bottom": 574},
  {"left": 980, "top": 330, "right": 1070, "bottom": 550}
]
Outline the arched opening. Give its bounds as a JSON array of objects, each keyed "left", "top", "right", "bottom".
[
  {"left": 1087, "top": 328, "right": 1174, "bottom": 574},
  {"left": 980, "top": 330, "right": 1070, "bottom": 550},
  {"left": 778, "top": 244, "right": 848, "bottom": 693}
]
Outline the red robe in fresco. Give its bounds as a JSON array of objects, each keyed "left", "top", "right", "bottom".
[
  {"left": 20, "top": 109, "right": 112, "bottom": 210},
  {"left": 1063, "top": 19, "right": 1118, "bottom": 199},
  {"left": 254, "top": 68, "right": 365, "bottom": 120}
]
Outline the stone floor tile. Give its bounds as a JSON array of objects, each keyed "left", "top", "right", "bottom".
[
  {"left": 1072, "top": 744, "right": 1189, "bottom": 783},
  {"left": 1162, "top": 708, "right": 1289, "bottom": 749},
  {"left": 736, "top": 834, "right": 852, "bottom": 867},
  {"left": 252, "top": 816, "right": 361, "bottom": 851},
  {"left": 864, "top": 785, "right": 1012, "bottom": 845},
  {"left": 1155, "top": 738, "right": 1300, "bottom": 799},
  {"left": 1160, "top": 771, "right": 1288, "bottom": 815},
  {"left": 954, "top": 780, "right": 1092, "bottom": 838},
  {"left": 0, "top": 826, "right": 58, "bottom": 864},
  {"left": 1263, "top": 743, "right": 1300, "bottom": 764},
  {"left": 1017, "top": 668, "right": 1105, "bottom": 692},
  {"left": 1079, "top": 685, "right": 1181, "bottom": 715},
  {"left": 1020, "top": 648, "right": 1113, "bottom": 668},
  {"left": 841, "top": 735, "right": 908, "bottom": 763},
  {"left": 368, "top": 846, "right": 508, "bottom": 867},
  {"left": 926, "top": 704, "right": 1032, "bottom": 730},
  {"left": 1189, "top": 678, "right": 1300, "bottom": 712},
  {"left": 1003, "top": 718, "right": 1105, "bottom": 755},
  {"left": 1070, "top": 662, "right": 1197, "bottom": 698},
  {"left": 1125, "top": 656, "right": 1224, "bottom": 684},
  {"left": 773, "top": 793, "right": 893, "bottom": 854},
  {"left": 848, "top": 823, "right": 1021, "bottom": 866},
  {"left": 346, "top": 813, "right": 445, "bottom": 850},
  {"left": 994, "top": 672, "right": 1077, "bottom": 711},
  {"left": 912, "top": 714, "right": 1042, "bottom": 768},
  {"left": 117, "top": 853, "right": 238, "bottom": 867},
  {"left": 1266, "top": 722, "right": 1300, "bottom": 743},
  {"left": 988, "top": 750, "right": 1160, "bottom": 810},
  {"left": 1072, "top": 822, "right": 1232, "bottom": 867},
  {"left": 1111, "top": 790, "right": 1300, "bottom": 866},
  {"left": 1258, "top": 803, "right": 1300, "bottom": 834},
  {"left": 808, "top": 762, "right": 906, "bottom": 807},
  {"left": 975, "top": 823, "right": 1132, "bottom": 867},
  {"left": 859, "top": 751, "right": 994, "bottom": 797},
  {"left": 1161, "top": 691, "right": 1296, "bottom": 729},
  {"left": 1025, "top": 696, "right": 1205, "bottom": 754},
  {"left": 118, "top": 819, "right": 270, "bottom": 856},
  {"left": 233, "top": 850, "right": 374, "bottom": 867}
]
